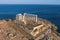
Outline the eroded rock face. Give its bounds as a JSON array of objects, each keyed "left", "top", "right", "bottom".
[
  {"left": 0, "top": 19, "right": 60, "bottom": 40},
  {"left": 0, "top": 20, "right": 29, "bottom": 40}
]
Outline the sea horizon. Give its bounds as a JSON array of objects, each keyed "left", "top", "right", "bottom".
[{"left": 0, "top": 4, "right": 60, "bottom": 33}]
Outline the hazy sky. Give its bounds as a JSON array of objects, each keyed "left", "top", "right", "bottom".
[{"left": 0, "top": 0, "right": 60, "bottom": 4}]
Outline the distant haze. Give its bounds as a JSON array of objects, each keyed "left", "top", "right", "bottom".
[{"left": 0, "top": 0, "right": 60, "bottom": 4}]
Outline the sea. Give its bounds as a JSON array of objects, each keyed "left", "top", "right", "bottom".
[{"left": 0, "top": 4, "right": 60, "bottom": 33}]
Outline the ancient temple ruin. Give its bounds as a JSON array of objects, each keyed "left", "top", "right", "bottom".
[
  {"left": 16, "top": 13, "right": 37, "bottom": 24},
  {"left": 15, "top": 13, "right": 53, "bottom": 40}
]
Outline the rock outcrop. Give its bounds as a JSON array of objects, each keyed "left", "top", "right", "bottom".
[{"left": 0, "top": 18, "right": 59, "bottom": 40}]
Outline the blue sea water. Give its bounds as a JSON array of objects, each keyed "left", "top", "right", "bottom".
[{"left": 0, "top": 4, "right": 60, "bottom": 32}]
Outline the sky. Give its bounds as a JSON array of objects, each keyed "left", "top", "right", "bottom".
[{"left": 0, "top": 0, "right": 60, "bottom": 4}]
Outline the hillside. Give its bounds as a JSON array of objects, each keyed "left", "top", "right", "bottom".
[{"left": 0, "top": 18, "right": 60, "bottom": 40}]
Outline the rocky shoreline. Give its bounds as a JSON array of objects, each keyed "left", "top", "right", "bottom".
[{"left": 0, "top": 18, "right": 60, "bottom": 40}]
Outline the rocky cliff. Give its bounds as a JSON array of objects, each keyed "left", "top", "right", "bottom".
[{"left": 0, "top": 18, "right": 60, "bottom": 40}]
